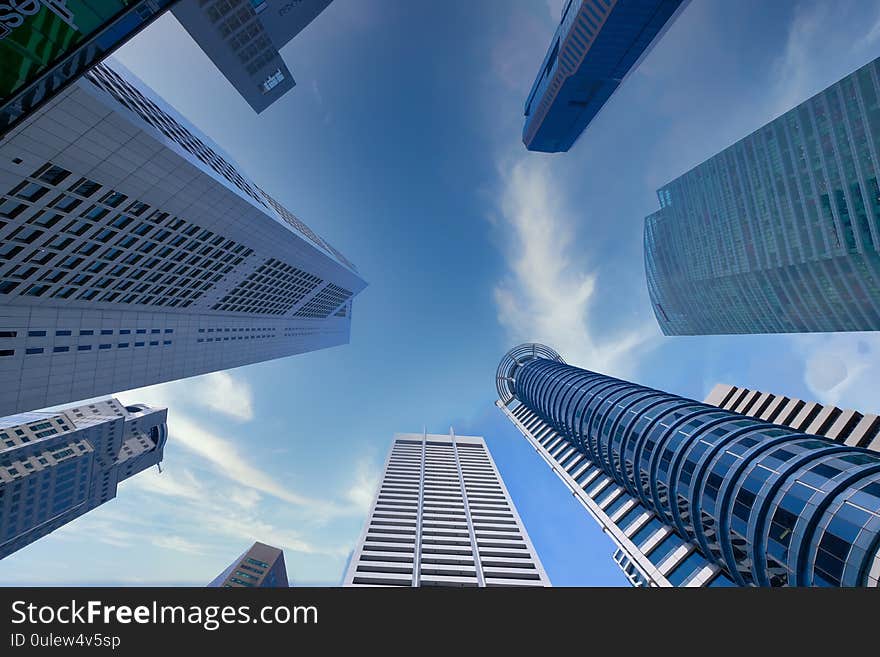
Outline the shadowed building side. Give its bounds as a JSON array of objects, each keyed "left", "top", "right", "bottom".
[
  {"left": 208, "top": 542, "right": 288, "bottom": 587},
  {"left": 523, "top": 0, "right": 689, "bottom": 152}
]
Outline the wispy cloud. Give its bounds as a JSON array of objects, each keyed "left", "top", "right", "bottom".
[
  {"left": 151, "top": 535, "right": 208, "bottom": 555},
  {"left": 766, "top": 1, "right": 880, "bottom": 121},
  {"left": 345, "top": 456, "right": 380, "bottom": 512},
  {"left": 118, "top": 370, "right": 253, "bottom": 423},
  {"left": 491, "top": 156, "right": 657, "bottom": 378}
]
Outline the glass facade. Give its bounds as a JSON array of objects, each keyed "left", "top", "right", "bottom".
[
  {"left": 496, "top": 343, "right": 880, "bottom": 586},
  {"left": 645, "top": 56, "right": 880, "bottom": 335},
  {"left": 523, "top": 0, "right": 688, "bottom": 152}
]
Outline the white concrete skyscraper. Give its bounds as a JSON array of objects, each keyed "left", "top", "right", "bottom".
[
  {"left": 0, "top": 398, "right": 167, "bottom": 559},
  {"left": 0, "top": 58, "right": 365, "bottom": 417},
  {"left": 343, "top": 432, "right": 550, "bottom": 587}
]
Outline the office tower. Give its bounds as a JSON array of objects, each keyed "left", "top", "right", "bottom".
[
  {"left": 705, "top": 383, "right": 880, "bottom": 453},
  {"left": 0, "top": 58, "right": 365, "bottom": 418},
  {"left": 172, "top": 0, "right": 333, "bottom": 113},
  {"left": 343, "top": 432, "right": 550, "bottom": 587},
  {"left": 523, "top": 0, "right": 688, "bottom": 152},
  {"left": 1, "top": 1, "right": 176, "bottom": 135},
  {"left": 496, "top": 343, "right": 880, "bottom": 587},
  {"left": 645, "top": 56, "right": 880, "bottom": 335},
  {"left": 0, "top": 397, "right": 166, "bottom": 559},
  {"left": 207, "top": 541, "right": 289, "bottom": 587}
]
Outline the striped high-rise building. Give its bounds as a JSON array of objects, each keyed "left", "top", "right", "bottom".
[
  {"left": 0, "top": 397, "right": 166, "bottom": 559},
  {"left": 704, "top": 384, "right": 880, "bottom": 453},
  {"left": 645, "top": 56, "right": 880, "bottom": 335},
  {"left": 343, "top": 432, "right": 550, "bottom": 588},
  {"left": 0, "top": 58, "right": 365, "bottom": 417},
  {"left": 523, "top": 0, "right": 689, "bottom": 152},
  {"left": 496, "top": 343, "right": 880, "bottom": 587}
]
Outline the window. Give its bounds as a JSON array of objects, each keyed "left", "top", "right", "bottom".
[
  {"left": 0, "top": 349, "right": 13, "bottom": 357},
  {"left": 25, "top": 348, "right": 43, "bottom": 355}
]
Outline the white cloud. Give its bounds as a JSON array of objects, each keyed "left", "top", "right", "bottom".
[
  {"left": 795, "top": 334, "right": 880, "bottom": 415},
  {"left": 766, "top": 2, "right": 880, "bottom": 121},
  {"left": 161, "top": 413, "right": 322, "bottom": 508},
  {"left": 151, "top": 535, "right": 208, "bottom": 555},
  {"left": 117, "top": 370, "right": 253, "bottom": 423},
  {"left": 125, "top": 467, "right": 205, "bottom": 501},
  {"left": 492, "top": 156, "right": 657, "bottom": 379},
  {"left": 345, "top": 457, "right": 380, "bottom": 513},
  {"left": 227, "top": 487, "right": 262, "bottom": 510}
]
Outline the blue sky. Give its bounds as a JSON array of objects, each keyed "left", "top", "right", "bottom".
[{"left": 2, "top": 0, "right": 880, "bottom": 586}]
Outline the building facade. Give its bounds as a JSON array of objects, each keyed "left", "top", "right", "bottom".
[
  {"left": 496, "top": 343, "right": 880, "bottom": 587},
  {"left": 0, "top": 58, "right": 365, "bottom": 417},
  {"left": 343, "top": 432, "right": 550, "bottom": 587},
  {"left": 207, "top": 541, "right": 288, "bottom": 587},
  {"left": 645, "top": 56, "right": 880, "bottom": 335},
  {"left": 1, "top": 0, "right": 176, "bottom": 135},
  {"left": 0, "top": 397, "right": 166, "bottom": 559},
  {"left": 705, "top": 383, "right": 880, "bottom": 453},
  {"left": 172, "top": 0, "right": 333, "bottom": 113},
  {"left": 523, "top": 0, "right": 688, "bottom": 152}
]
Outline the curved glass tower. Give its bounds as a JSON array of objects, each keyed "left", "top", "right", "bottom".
[
  {"left": 496, "top": 343, "right": 880, "bottom": 587},
  {"left": 644, "top": 56, "right": 880, "bottom": 335}
]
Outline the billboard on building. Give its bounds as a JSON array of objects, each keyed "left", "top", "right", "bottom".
[{"left": 0, "top": 1, "right": 174, "bottom": 134}]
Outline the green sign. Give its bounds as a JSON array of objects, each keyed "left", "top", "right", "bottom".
[{"left": 0, "top": 0, "right": 135, "bottom": 101}]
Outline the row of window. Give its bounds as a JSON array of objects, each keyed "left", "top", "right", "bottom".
[
  {"left": 0, "top": 329, "right": 174, "bottom": 338},
  {"left": 1, "top": 341, "right": 174, "bottom": 357}
]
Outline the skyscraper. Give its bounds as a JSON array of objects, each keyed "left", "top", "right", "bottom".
[
  {"left": 1, "top": 1, "right": 176, "bottom": 135},
  {"left": 705, "top": 383, "right": 880, "bottom": 453},
  {"left": 0, "top": 58, "right": 365, "bottom": 417},
  {"left": 343, "top": 432, "right": 550, "bottom": 587},
  {"left": 0, "top": 397, "right": 166, "bottom": 560},
  {"left": 207, "top": 541, "right": 289, "bottom": 588},
  {"left": 523, "top": 0, "right": 689, "bottom": 152},
  {"left": 172, "top": 0, "right": 333, "bottom": 113},
  {"left": 645, "top": 56, "right": 880, "bottom": 335},
  {"left": 496, "top": 343, "right": 880, "bottom": 587}
]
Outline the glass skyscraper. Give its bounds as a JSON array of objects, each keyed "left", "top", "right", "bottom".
[
  {"left": 523, "top": 0, "right": 689, "bottom": 152},
  {"left": 645, "top": 56, "right": 880, "bottom": 335},
  {"left": 343, "top": 432, "right": 550, "bottom": 587},
  {"left": 0, "top": 397, "right": 166, "bottom": 559},
  {"left": 496, "top": 343, "right": 880, "bottom": 587},
  {"left": 0, "top": 58, "right": 365, "bottom": 417}
]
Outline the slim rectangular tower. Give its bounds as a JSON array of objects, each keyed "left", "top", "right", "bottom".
[
  {"left": 523, "top": 0, "right": 689, "bottom": 152},
  {"left": 343, "top": 432, "right": 550, "bottom": 587},
  {"left": 172, "top": 0, "right": 334, "bottom": 112},
  {"left": 0, "top": 397, "right": 167, "bottom": 559},
  {"left": 0, "top": 58, "right": 365, "bottom": 417},
  {"left": 645, "top": 56, "right": 880, "bottom": 335},
  {"left": 207, "top": 541, "right": 289, "bottom": 588}
]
